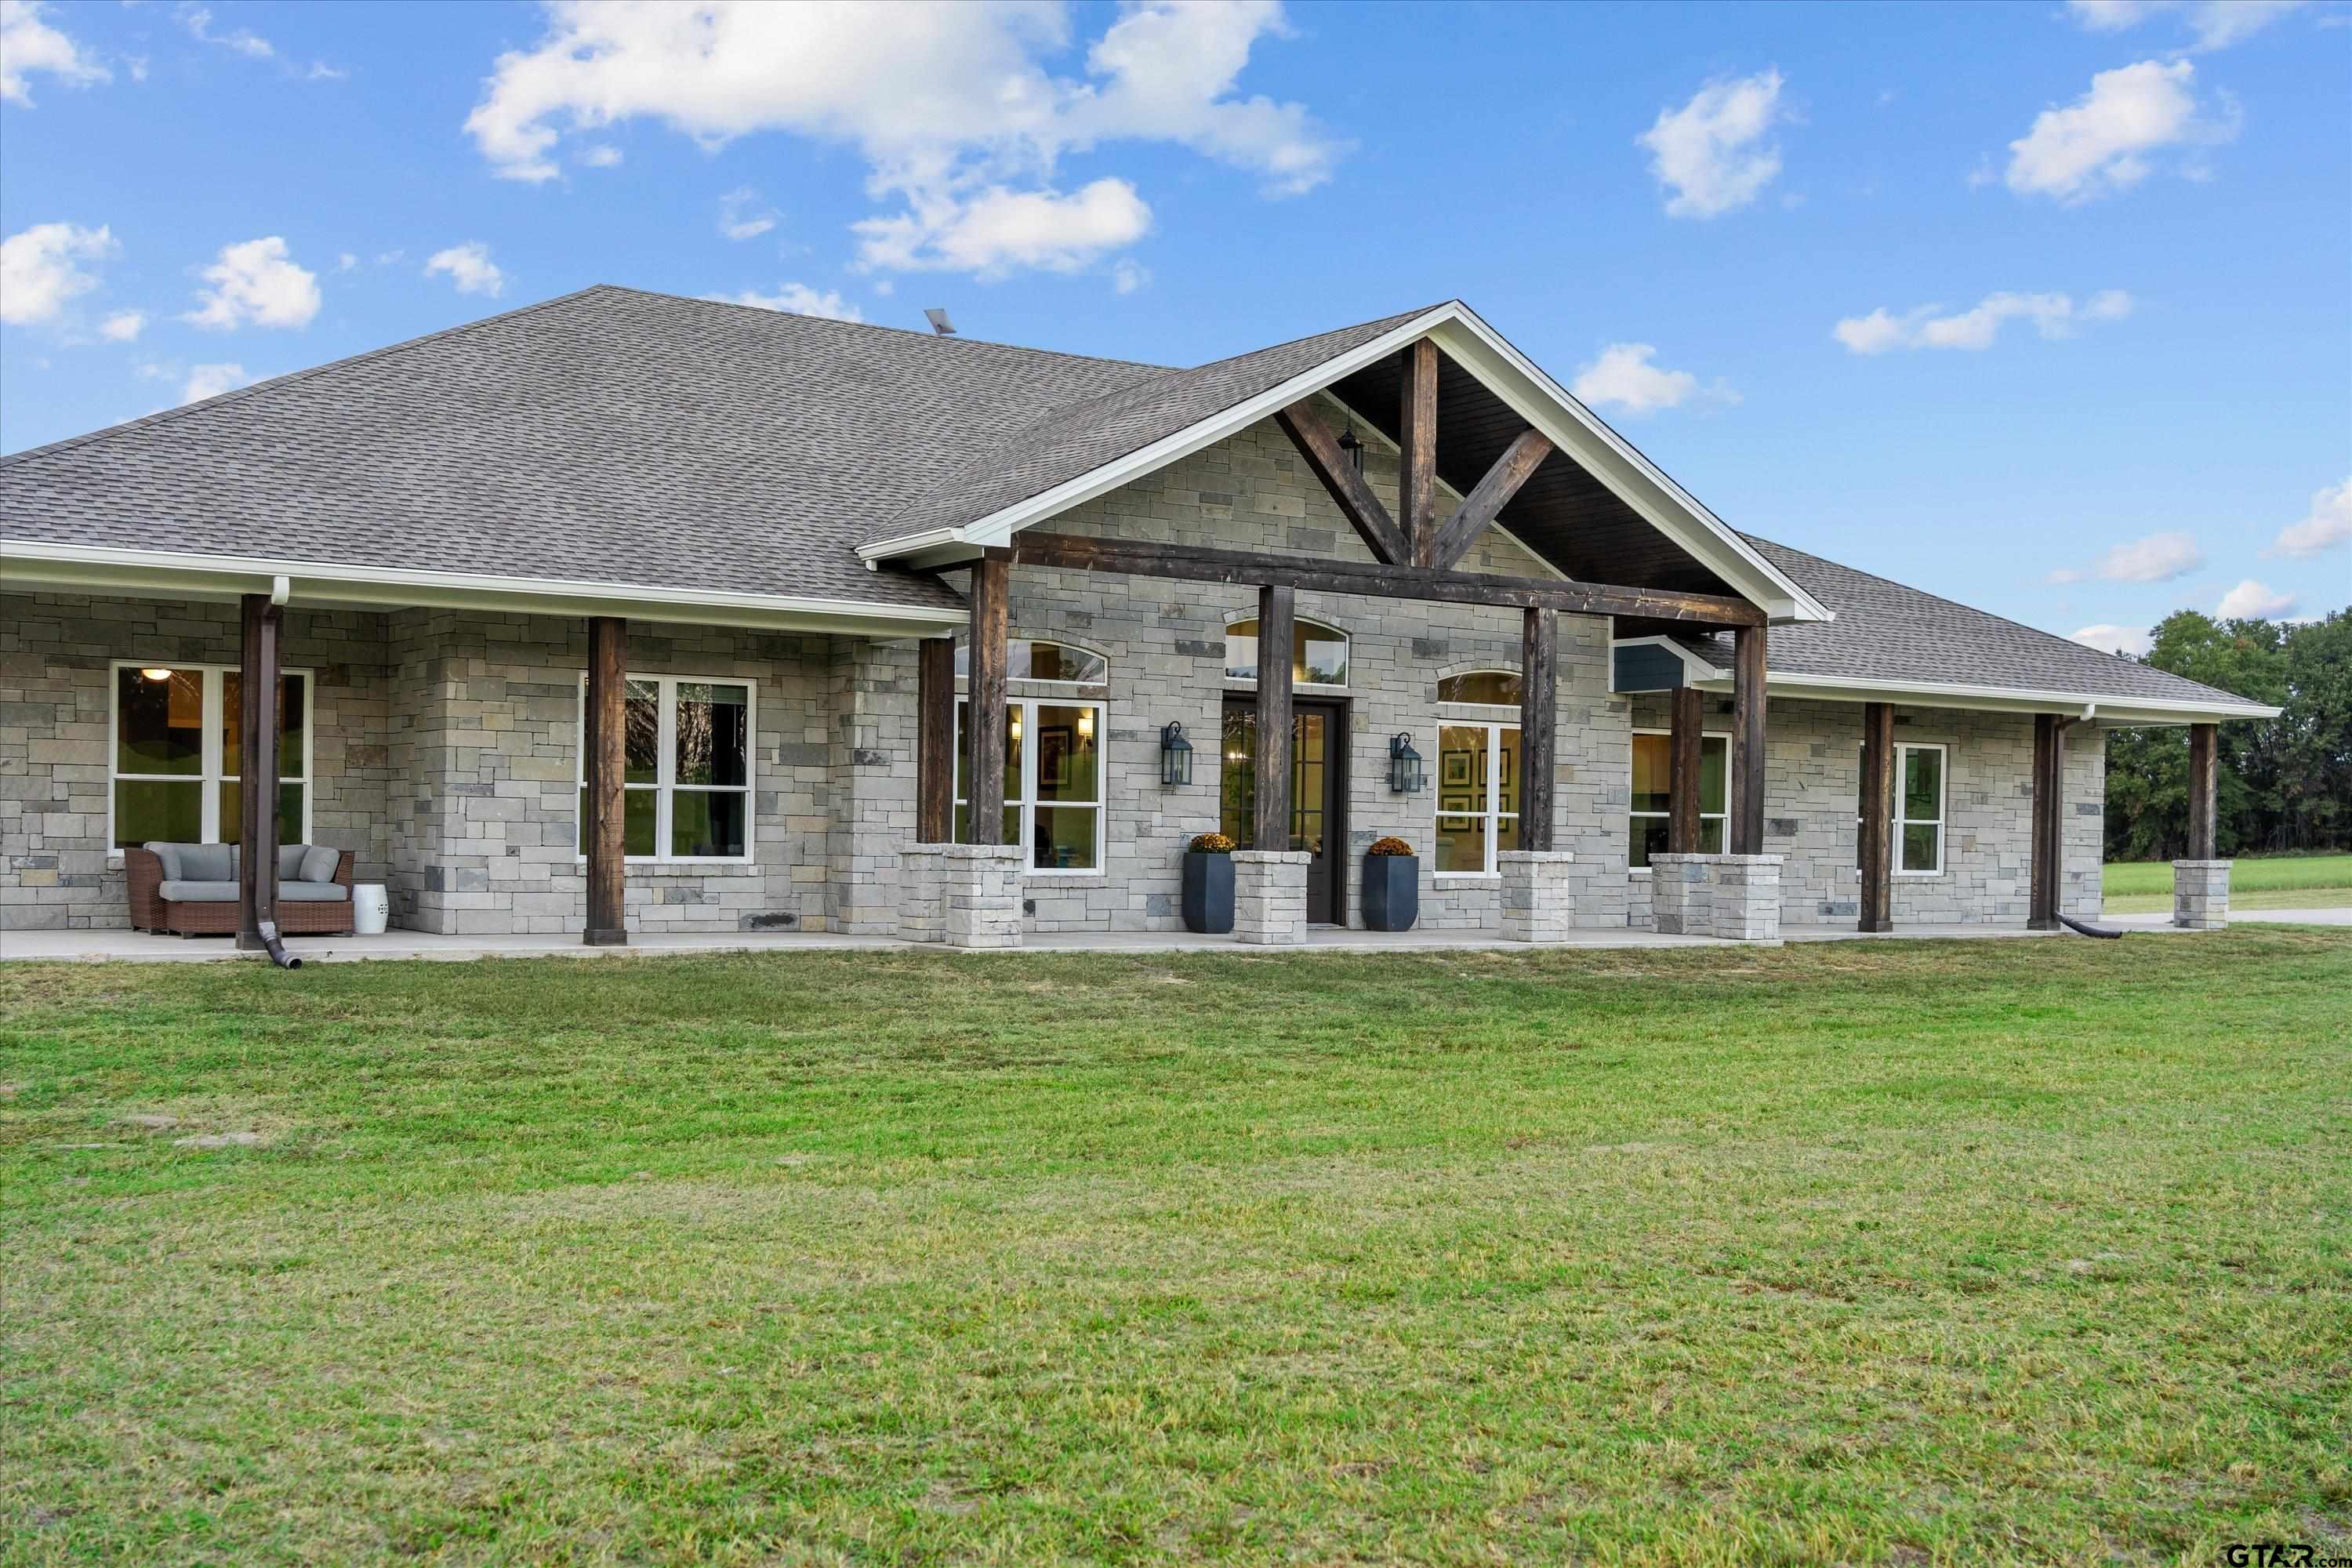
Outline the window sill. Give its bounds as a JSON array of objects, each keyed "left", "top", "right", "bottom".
[
  {"left": 1432, "top": 872, "right": 1500, "bottom": 883},
  {"left": 573, "top": 858, "right": 759, "bottom": 873},
  {"left": 1023, "top": 869, "right": 1105, "bottom": 880}
]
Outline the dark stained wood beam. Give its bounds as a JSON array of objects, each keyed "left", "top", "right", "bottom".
[
  {"left": 2187, "top": 722, "right": 2217, "bottom": 861},
  {"left": 965, "top": 556, "right": 1011, "bottom": 847},
  {"left": 1730, "top": 624, "right": 1767, "bottom": 855},
  {"left": 583, "top": 615, "right": 628, "bottom": 946},
  {"left": 1254, "top": 584, "right": 1295, "bottom": 851},
  {"left": 1432, "top": 428, "right": 1554, "bottom": 572},
  {"left": 916, "top": 636, "right": 954, "bottom": 844},
  {"left": 1860, "top": 700, "right": 1894, "bottom": 931},
  {"left": 1399, "top": 339, "right": 1439, "bottom": 566},
  {"left": 1519, "top": 608, "right": 1556, "bottom": 852},
  {"left": 235, "top": 593, "right": 281, "bottom": 953},
  {"left": 995, "top": 534, "right": 1766, "bottom": 628},
  {"left": 1274, "top": 401, "right": 1408, "bottom": 566},
  {"left": 1668, "top": 683, "right": 1704, "bottom": 855}
]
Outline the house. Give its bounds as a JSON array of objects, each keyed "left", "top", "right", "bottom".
[{"left": 0, "top": 288, "right": 2276, "bottom": 946}]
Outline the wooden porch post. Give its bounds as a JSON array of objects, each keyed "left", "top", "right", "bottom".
[
  {"left": 1667, "top": 684, "right": 1704, "bottom": 855},
  {"left": 1859, "top": 701, "right": 1895, "bottom": 932},
  {"left": 2027, "top": 713, "right": 2065, "bottom": 931},
  {"left": 1730, "top": 623, "right": 1768, "bottom": 856},
  {"left": 965, "top": 556, "right": 1010, "bottom": 846},
  {"left": 583, "top": 615, "right": 628, "bottom": 946},
  {"left": 2187, "top": 722, "right": 2218, "bottom": 861},
  {"left": 1399, "top": 339, "right": 1439, "bottom": 566},
  {"left": 1519, "top": 608, "right": 1556, "bottom": 852},
  {"left": 916, "top": 636, "right": 955, "bottom": 843},
  {"left": 234, "top": 593, "right": 281, "bottom": 952},
  {"left": 1254, "top": 584, "right": 1295, "bottom": 849}
]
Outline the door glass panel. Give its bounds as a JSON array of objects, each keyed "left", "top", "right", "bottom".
[
  {"left": 675, "top": 682, "right": 750, "bottom": 787},
  {"left": 1291, "top": 713, "right": 1325, "bottom": 855},
  {"left": 1219, "top": 707, "right": 1257, "bottom": 847},
  {"left": 116, "top": 668, "right": 204, "bottom": 775},
  {"left": 114, "top": 779, "right": 201, "bottom": 848}
]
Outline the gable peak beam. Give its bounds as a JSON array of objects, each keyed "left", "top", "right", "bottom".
[
  {"left": 1399, "top": 339, "right": 1440, "bottom": 566},
  {"left": 1274, "top": 401, "right": 1409, "bottom": 566},
  {"left": 1431, "top": 427, "right": 1554, "bottom": 572}
]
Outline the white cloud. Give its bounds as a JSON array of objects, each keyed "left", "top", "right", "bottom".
[
  {"left": 183, "top": 236, "right": 321, "bottom": 329},
  {"left": 1636, "top": 68, "right": 1785, "bottom": 219},
  {"left": 1832, "top": 289, "right": 2134, "bottom": 353},
  {"left": 1570, "top": 343, "right": 1739, "bottom": 416},
  {"left": 462, "top": 2, "right": 1335, "bottom": 277},
  {"left": 180, "top": 361, "right": 252, "bottom": 405},
  {"left": 100, "top": 308, "right": 145, "bottom": 341},
  {"left": 708, "top": 281, "right": 862, "bottom": 322},
  {"left": 852, "top": 178, "right": 1152, "bottom": 276},
  {"left": 718, "top": 186, "right": 778, "bottom": 241},
  {"left": 176, "top": 2, "right": 272, "bottom": 60},
  {"left": 579, "top": 143, "right": 622, "bottom": 168},
  {"left": 2069, "top": 622, "right": 2154, "bottom": 657},
  {"left": 2004, "top": 60, "right": 2235, "bottom": 203},
  {"left": 2066, "top": 0, "right": 2306, "bottom": 51},
  {"left": 0, "top": 221, "right": 116, "bottom": 324},
  {"left": 2049, "top": 530, "right": 2205, "bottom": 586},
  {"left": 1111, "top": 257, "right": 1149, "bottom": 295},
  {"left": 2216, "top": 579, "right": 2296, "bottom": 619},
  {"left": 423, "top": 241, "right": 504, "bottom": 297},
  {"left": 336, "top": 252, "right": 357, "bottom": 272},
  {"left": 2266, "top": 478, "right": 2351, "bottom": 557},
  {"left": 2, "top": 0, "right": 110, "bottom": 105}
]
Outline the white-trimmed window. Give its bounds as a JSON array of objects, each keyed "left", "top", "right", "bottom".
[
  {"left": 1433, "top": 721, "right": 1520, "bottom": 876},
  {"left": 575, "top": 674, "right": 754, "bottom": 862},
  {"left": 1857, "top": 741, "right": 1947, "bottom": 876},
  {"left": 1628, "top": 728, "right": 1730, "bottom": 870},
  {"left": 1226, "top": 617, "right": 1349, "bottom": 688},
  {"left": 953, "top": 637, "right": 1107, "bottom": 686},
  {"left": 109, "top": 662, "right": 314, "bottom": 851},
  {"left": 955, "top": 697, "right": 1105, "bottom": 873}
]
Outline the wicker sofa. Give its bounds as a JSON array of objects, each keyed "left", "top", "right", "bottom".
[{"left": 125, "top": 843, "right": 357, "bottom": 936}]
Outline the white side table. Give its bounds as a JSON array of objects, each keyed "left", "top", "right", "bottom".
[{"left": 352, "top": 884, "right": 390, "bottom": 935}]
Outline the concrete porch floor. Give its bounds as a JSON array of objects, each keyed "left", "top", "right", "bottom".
[{"left": 2, "top": 908, "right": 2338, "bottom": 964}]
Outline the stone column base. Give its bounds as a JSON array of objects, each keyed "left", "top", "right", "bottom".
[
  {"left": 902, "top": 843, "right": 1024, "bottom": 948},
  {"left": 896, "top": 844, "right": 944, "bottom": 944},
  {"left": 1498, "top": 850, "right": 1577, "bottom": 942},
  {"left": 1232, "top": 849, "right": 1309, "bottom": 946},
  {"left": 1650, "top": 853, "right": 1784, "bottom": 944},
  {"left": 2172, "top": 858, "right": 2230, "bottom": 931}
]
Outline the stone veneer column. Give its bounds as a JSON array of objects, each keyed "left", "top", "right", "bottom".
[
  {"left": 895, "top": 844, "right": 944, "bottom": 944},
  {"left": 937, "top": 843, "right": 1024, "bottom": 949},
  {"left": 1232, "top": 849, "right": 1308, "bottom": 946},
  {"left": 1497, "top": 850, "right": 1576, "bottom": 942},
  {"left": 2171, "top": 859, "right": 2230, "bottom": 931},
  {"left": 1650, "top": 852, "right": 1784, "bottom": 944}
]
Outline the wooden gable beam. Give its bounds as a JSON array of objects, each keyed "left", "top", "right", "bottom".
[
  {"left": 1274, "top": 401, "right": 1409, "bottom": 566},
  {"left": 1399, "top": 339, "right": 1439, "bottom": 565},
  {"left": 1430, "top": 428, "right": 1553, "bottom": 571}
]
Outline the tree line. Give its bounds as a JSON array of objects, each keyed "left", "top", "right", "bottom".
[{"left": 2100, "top": 608, "right": 2350, "bottom": 861}]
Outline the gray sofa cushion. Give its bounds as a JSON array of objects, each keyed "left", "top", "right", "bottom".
[
  {"left": 176, "top": 843, "right": 235, "bottom": 881},
  {"left": 278, "top": 880, "right": 350, "bottom": 902},
  {"left": 158, "top": 879, "right": 239, "bottom": 903},
  {"left": 299, "top": 845, "right": 339, "bottom": 883},
  {"left": 278, "top": 844, "right": 310, "bottom": 880},
  {"left": 143, "top": 841, "right": 183, "bottom": 879}
]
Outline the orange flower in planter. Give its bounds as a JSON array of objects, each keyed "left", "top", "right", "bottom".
[
  {"left": 1188, "top": 832, "right": 1236, "bottom": 854},
  {"left": 1367, "top": 837, "right": 1415, "bottom": 857}
]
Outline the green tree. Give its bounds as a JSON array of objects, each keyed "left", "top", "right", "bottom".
[{"left": 2275, "top": 611, "right": 2351, "bottom": 850}]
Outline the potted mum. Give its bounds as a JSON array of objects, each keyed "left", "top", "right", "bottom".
[
  {"left": 1181, "top": 831, "right": 1236, "bottom": 934},
  {"left": 1362, "top": 836, "right": 1420, "bottom": 932}
]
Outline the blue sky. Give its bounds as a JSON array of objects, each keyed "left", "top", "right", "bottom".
[{"left": 3, "top": 0, "right": 2347, "bottom": 647}]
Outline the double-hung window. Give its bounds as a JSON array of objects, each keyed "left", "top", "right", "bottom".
[
  {"left": 955, "top": 696, "right": 1104, "bottom": 872},
  {"left": 109, "top": 662, "right": 312, "bottom": 850},
  {"left": 1628, "top": 729, "right": 1729, "bottom": 869},
  {"left": 575, "top": 675, "right": 753, "bottom": 861},
  {"left": 1857, "top": 741, "right": 1947, "bottom": 875},
  {"left": 1433, "top": 721, "right": 1520, "bottom": 875}
]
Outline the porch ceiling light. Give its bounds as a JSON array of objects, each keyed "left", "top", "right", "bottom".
[
  {"left": 1388, "top": 732, "right": 1425, "bottom": 794},
  {"left": 140, "top": 667, "right": 174, "bottom": 682},
  {"left": 1160, "top": 721, "right": 1193, "bottom": 787}
]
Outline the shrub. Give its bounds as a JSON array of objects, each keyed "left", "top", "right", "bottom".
[
  {"left": 1188, "top": 832, "right": 1236, "bottom": 854},
  {"left": 1367, "top": 837, "right": 1414, "bottom": 857}
]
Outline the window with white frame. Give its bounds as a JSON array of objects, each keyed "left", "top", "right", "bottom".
[
  {"left": 575, "top": 674, "right": 753, "bottom": 861},
  {"left": 1628, "top": 729, "right": 1730, "bottom": 869},
  {"left": 1225, "top": 617, "right": 1349, "bottom": 688},
  {"left": 955, "top": 696, "right": 1104, "bottom": 872},
  {"left": 1433, "top": 721, "right": 1520, "bottom": 874},
  {"left": 1856, "top": 741, "right": 1947, "bottom": 875},
  {"left": 110, "top": 662, "right": 313, "bottom": 850},
  {"left": 953, "top": 637, "right": 1107, "bottom": 686}
]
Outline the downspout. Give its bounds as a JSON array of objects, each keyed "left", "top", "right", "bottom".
[
  {"left": 2054, "top": 706, "right": 2123, "bottom": 937},
  {"left": 262, "top": 575, "right": 303, "bottom": 967}
]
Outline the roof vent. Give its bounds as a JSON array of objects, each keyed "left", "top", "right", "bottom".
[{"left": 924, "top": 307, "right": 956, "bottom": 336}]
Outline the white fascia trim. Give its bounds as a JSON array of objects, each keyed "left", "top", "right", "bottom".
[
  {"left": 1425, "top": 309, "right": 1832, "bottom": 626},
  {"left": 1, "top": 539, "right": 970, "bottom": 637},
  {"left": 1610, "top": 634, "right": 1727, "bottom": 683},
  {"left": 1687, "top": 666, "right": 2281, "bottom": 724},
  {"left": 858, "top": 305, "right": 1462, "bottom": 564}
]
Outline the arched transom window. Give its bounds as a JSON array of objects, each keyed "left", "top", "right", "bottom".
[
  {"left": 954, "top": 637, "right": 1108, "bottom": 686},
  {"left": 1225, "top": 618, "right": 1348, "bottom": 688},
  {"left": 1437, "top": 670, "right": 1523, "bottom": 706}
]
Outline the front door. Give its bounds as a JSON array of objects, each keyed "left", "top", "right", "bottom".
[{"left": 1219, "top": 699, "right": 1347, "bottom": 924}]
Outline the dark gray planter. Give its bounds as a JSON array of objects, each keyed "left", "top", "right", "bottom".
[
  {"left": 1181, "top": 851, "right": 1235, "bottom": 934},
  {"left": 1361, "top": 853, "right": 1419, "bottom": 931}
]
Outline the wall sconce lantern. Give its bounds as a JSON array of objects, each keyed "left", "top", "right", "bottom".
[
  {"left": 1338, "top": 419, "right": 1364, "bottom": 472},
  {"left": 1388, "top": 732, "right": 1425, "bottom": 794},
  {"left": 1160, "top": 721, "right": 1193, "bottom": 787}
]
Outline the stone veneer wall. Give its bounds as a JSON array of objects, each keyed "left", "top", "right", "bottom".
[
  {"left": 1, "top": 590, "right": 391, "bottom": 931},
  {"left": 1624, "top": 693, "right": 2105, "bottom": 927}
]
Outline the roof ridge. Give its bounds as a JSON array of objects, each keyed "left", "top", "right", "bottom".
[{"left": 0, "top": 285, "right": 615, "bottom": 470}]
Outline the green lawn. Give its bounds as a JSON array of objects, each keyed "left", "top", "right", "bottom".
[
  {"left": 4, "top": 934, "right": 2349, "bottom": 1566},
  {"left": 2103, "top": 851, "right": 2352, "bottom": 914}
]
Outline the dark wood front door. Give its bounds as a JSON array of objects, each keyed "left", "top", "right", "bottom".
[{"left": 1219, "top": 698, "right": 1347, "bottom": 924}]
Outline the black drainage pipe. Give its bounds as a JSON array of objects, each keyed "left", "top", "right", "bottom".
[{"left": 2058, "top": 913, "right": 2124, "bottom": 940}]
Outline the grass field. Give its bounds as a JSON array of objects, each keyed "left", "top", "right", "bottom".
[
  {"left": 4, "top": 933, "right": 2348, "bottom": 1565},
  {"left": 2103, "top": 851, "right": 2352, "bottom": 914}
]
